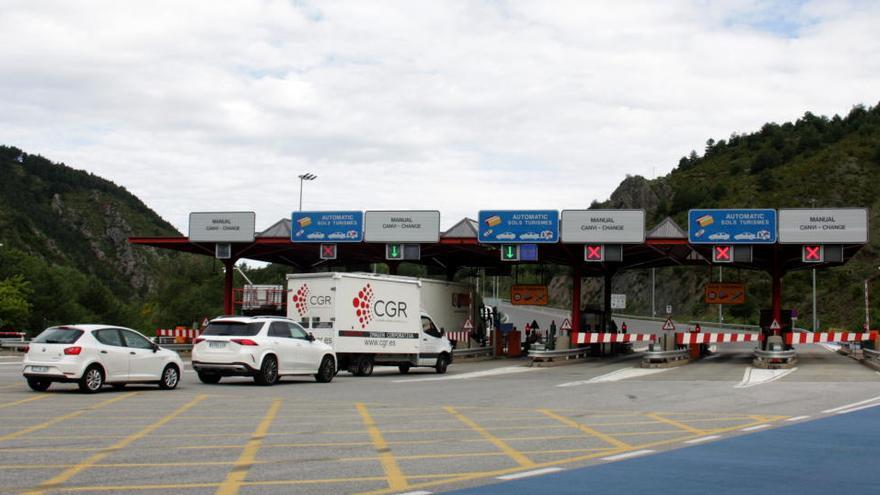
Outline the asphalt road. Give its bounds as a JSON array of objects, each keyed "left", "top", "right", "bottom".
[{"left": 1, "top": 328, "right": 879, "bottom": 494}]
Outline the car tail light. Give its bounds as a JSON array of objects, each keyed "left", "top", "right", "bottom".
[
  {"left": 64, "top": 346, "right": 82, "bottom": 355},
  {"left": 231, "top": 339, "right": 258, "bottom": 346},
  {"left": 193, "top": 338, "right": 205, "bottom": 344}
]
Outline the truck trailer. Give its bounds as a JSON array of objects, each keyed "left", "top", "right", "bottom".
[{"left": 286, "top": 272, "right": 473, "bottom": 376}]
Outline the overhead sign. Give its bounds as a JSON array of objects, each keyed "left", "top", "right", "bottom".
[
  {"left": 611, "top": 294, "right": 626, "bottom": 309},
  {"left": 189, "top": 212, "right": 256, "bottom": 243},
  {"left": 688, "top": 209, "right": 777, "bottom": 244},
  {"left": 291, "top": 211, "right": 363, "bottom": 243},
  {"left": 778, "top": 208, "right": 868, "bottom": 244},
  {"left": 364, "top": 210, "right": 440, "bottom": 243},
  {"left": 519, "top": 244, "right": 539, "bottom": 261},
  {"left": 561, "top": 209, "right": 645, "bottom": 243},
  {"left": 585, "top": 244, "right": 604, "bottom": 262},
  {"left": 510, "top": 285, "right": 549, "bottom": 306},
  {"left": 705, "top": 283, "right": 746, "bottom": 305},
  {"left": 319, "top": 244, "right": 337, "bottom": 260},
  {"left": 478, "top": 210, "right": 559, "bottom": 243},
  {"left": 803, "top": 245, "right": 823, "bottom": 262}
]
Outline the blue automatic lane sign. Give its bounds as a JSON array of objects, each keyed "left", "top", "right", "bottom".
[
  {"left": 688, "top": 209, "right": 777, "bottom": 244},
  {"left": 478, "top": 210, "right": 559, "bottom": 243},
  {"left": 291, "top": 211, "right": 363, "bottom": 243}
]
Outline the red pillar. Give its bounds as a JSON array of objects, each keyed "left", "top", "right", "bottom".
[
  {"left": 771, "top": 249, "right": 782, "bottom": 336},
  {"left": 572, "top": 265, "right": 582, "bottom": 333},
  {"left": 223, "top": 259, "right": 235, "bottom": 315}
]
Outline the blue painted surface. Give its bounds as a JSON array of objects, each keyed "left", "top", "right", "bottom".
[
  {"left": 291, "top": 211, "right": 363, "bottom": 243},
  {"left": 443, "top": 405, "right": 880, "bottom": 495},
  {"left": 478, "top": 210, "right": 559, "bottom": 243},
  {"left": 688, "top": 209, "right": 777, "bottom": 244},
  {"left": 519, "top": 244, "right": 539, "bottom": 261}
]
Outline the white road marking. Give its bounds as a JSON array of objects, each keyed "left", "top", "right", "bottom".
[
  {"left": 497, "top": 467, "right": 563, "bottom": 480},
  {"left": 394, "top": 491, "right": 433, "bottom": 495},
  {"left": 741, "top": 424, "right": 771, "bottom": 432},
  {"left": 734, "top": 367, "right": 797, "bottom": 388},
  {"left": 821, "top": 343, "right": 841, "bottom": 352},
  {"left": 785, "top": 416, "right": 810, "bottom": 422},
  {"left": 392, "top": 366, "right": 540, "bottom": 383},
  {"left": 833, "top": 402, "right": 880, "bottom": 415},
  {"left": 557, "top": 367, "right": 670, "bottom": 387},
  {"left": 821, "top": 395, "right": 880, "bottom": 414},
  {"left": 684, "top": 435, "right": 721, "bottom": 444},
  {"left": 601, "top": 450, "right": 655, "bottom": 461}
]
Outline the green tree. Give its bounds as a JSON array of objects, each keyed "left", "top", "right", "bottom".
[{"left": 0, "top": 275, "right": 32, "bottom": 329}]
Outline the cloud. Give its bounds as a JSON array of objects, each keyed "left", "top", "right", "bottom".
[{"left": 1, "top": 0, "right": 878, "bottom": 233}]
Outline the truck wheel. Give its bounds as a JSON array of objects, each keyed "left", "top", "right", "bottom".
[
  {"left": 355, "top": 355, "right": 373, "bottom": 377},
  {"left": 398, "top": 364, "right": 410, "bottom": 374},
  {"left": 197, "top": 372, "right": 221, "bottom": 384},
  {"left": 314, "top": 356, "right": 336, "bottom": 383},
  {"left": 254, "top": 355, "right": 278, "bottom": 386},
  {"left": 435, "top": 355, "right": 449, "bottom": 374}
]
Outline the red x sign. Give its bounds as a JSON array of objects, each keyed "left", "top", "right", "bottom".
[
  {"left": 803, "top": 245, "right": 822, "bottom": 262},
  {"left": 320, "top": 243, "right": 337, "bottom": 260},
  {"left": 713, "top": 245, "right": 732, "bottom": 263},
  {"left": 585, "top": 245, "right": 604, "bottom": 262}
]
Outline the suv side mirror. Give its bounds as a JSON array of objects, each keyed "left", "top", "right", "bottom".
[{"left": 307, "top": 333, "right": 316, "bottom": 342}]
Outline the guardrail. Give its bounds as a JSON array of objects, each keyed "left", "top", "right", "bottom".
[
  {"left": 752, "top": 348, "right": 797, "bottom": 369},
  {"left": 528, "top": 347, "right": 590, "bottom": 365},
  {"left": 453, "top": 347, "right": 493, "bottom": 359},
  {"left": 641, "top": 348, "right": 690, "bottom": 368}
]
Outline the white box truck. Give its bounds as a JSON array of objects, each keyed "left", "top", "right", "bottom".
[{"left": 286, "top": 272, "right": 473, "bottom": 375}]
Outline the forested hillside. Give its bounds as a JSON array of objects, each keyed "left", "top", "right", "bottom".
[
  {"left": 564, "top": 103, "right": 880, "bottom": 328},
  {"left": 0, "top": 146, "right": 227, "bottom": 333}
]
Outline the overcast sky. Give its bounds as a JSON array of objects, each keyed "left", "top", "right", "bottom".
[{"left": 2, "top": 0, "right": 879, "bottom": 234}]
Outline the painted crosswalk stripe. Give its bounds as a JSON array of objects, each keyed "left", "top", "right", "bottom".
[
  {"left": 558, "top": 367, "right": 669, "bottom": 387},
  {"left": 393, "top": 366, "right": 540, "bottom": 383},
  {"left": 734, "top": 367, "right": 797, "bottom": 388},
  {"left": 497, "top": 467, "right": 563, "bottom": 480}
]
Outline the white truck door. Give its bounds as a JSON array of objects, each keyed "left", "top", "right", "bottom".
[{"left": 419, "top": 316, "right": 445, "bottom": 365}]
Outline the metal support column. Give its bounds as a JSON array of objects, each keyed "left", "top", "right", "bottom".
[
  {"left": 223, "top": 259, "right": 236, "bottom": 315},
  {"left": 572, "top": 265, "right": 582, "bottom": 333},
  {"left": 771, "top": 250, "right": 783, "bottom": 336}
]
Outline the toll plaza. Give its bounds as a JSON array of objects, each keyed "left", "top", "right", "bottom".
[{"left": 130, "top": 207, "right": 871, "bottom": 368}]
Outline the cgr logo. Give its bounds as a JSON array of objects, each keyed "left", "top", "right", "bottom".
[
  {"left": 291, "top": 285, "right": 311, "bottom": 316},
  {"left": 352, "top": 284, "right": 375, "bottom": 329}
]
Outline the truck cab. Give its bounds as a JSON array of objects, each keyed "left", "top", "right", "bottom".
[{"left": 415, "top": 312, "right": 454, "bottom": 372}]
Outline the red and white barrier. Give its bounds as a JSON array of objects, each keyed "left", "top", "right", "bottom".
[
  {"left": 676, "top": 333, "right": 762, "bottom": 345},
  {"left": 785, "top": 331, "right": 877, "bottom": 345},
  {"left": 156, "top": 328, "right": 201, "bottom": 339},
  {"left": 571, "top": 333, "right": 655, "bottom": 345},
  {"left": 447, "top": 331, "right": 471, "bottom": 343},
  {"left": 0, "top": 331, "right": 25, "bottom": 341}
]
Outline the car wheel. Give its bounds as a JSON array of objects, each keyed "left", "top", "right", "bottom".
[
  {"left": 254, "top": 355, "right": 278, "bottom": 386},
  {"left": 79, "top": 365, "right": 104, "bottom": 393},
  {"left": 314, "top": 355, "right": 336, "bottom": 383},
  {"left": 435, "top": 355, "right": 449, "bottom": 374},
  {"left": 355, "top": 355, "right": 373, "bottom": 377},
  {"left": 27, "top": 379, "right": 51, "bottom": 392},
  {"left": 398, "top": 364, "right": 410, "bottom": 374},
  {"left": 197, "top": 372, "right": 221, "bottom": 384},
  {"left": 159, "top": 365, "right": 180, "bottom": 390}
]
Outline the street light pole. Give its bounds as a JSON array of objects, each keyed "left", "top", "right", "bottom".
[{"left": 298, "top": 173, "right": 317, "bottom": 211}]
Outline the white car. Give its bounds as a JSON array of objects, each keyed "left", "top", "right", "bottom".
[
  {"left": 22, "top": 325, "right": 184, "bottom": 393},
  {"left": 191, "top": 316, "right": 337, "bottom": 385}
]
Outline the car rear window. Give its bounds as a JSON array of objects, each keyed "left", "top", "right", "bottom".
[
  {"left": 32, "top": 327, "right": 84, "bottom": 344},
  {"left": 202, "top": 322, "right": 263, "bottom": 336}
]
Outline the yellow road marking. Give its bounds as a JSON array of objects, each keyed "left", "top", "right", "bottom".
[
  {"left": 0, "top": 394, "right": 48, "bottom": 410},
  {"left": 444, "top": 406, "right": 535, "bottom": 468},
  {"left": 215, "top": 399, "right": 282, "bottom": 495},
  {"left": 23, "top": 394, "right": 207, "bottom": 495},
  {"left": 356, "top": 402, "right": 408, "bottom": 491},
  {"left": 538, "top": 409, "right": 632, "bottom": 450},
  {"left": 0, "top": 392, "right": 137, "bottom": 442},
  {"left": 644, "top": 412, "right": 706, "bottom": 436},
  {"left": 182, "top": 438, "right": 442, "bottom": 450}
]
